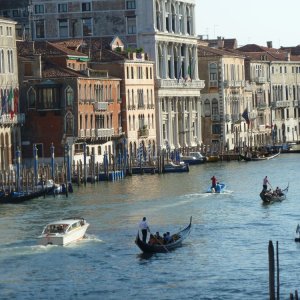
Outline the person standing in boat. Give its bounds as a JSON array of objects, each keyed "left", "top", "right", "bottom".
[
  {"left": 139, "top": 217, "right": 150, "bottom": 243},
  {"left": 263, "top": 176, "right": 270, "bottom": 190},
  {"left": 211, "top": 176, "right": 217, "bottom": 189}
]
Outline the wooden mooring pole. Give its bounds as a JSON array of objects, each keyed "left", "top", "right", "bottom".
[{"left": 269, "top": 240, "right": 275, "bottom": 300}]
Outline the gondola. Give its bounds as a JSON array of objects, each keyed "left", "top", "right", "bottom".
[
  {"left": 135, "top": 217, "right": 192, "bottom": 253},
  {"left": 260, "top": 184, "right": 289, "bottom": 204},
  {"left": 239, "top": 151, "right": 280, "bottom": 161}
]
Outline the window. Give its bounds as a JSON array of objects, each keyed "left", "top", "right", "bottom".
[
  {"left": 58, "top": 19, "right": 68, "bottom": 38},
  {"left": 58, "top": 3, "right": 68, "bottom": 12},
  {"left": 0, "top": 50, "right": 5, "bottom": 73},
  {"left": 7, "top": 50, "right": 13, "bottom": 73},
  {"left": 212, "top": 99, "right": 218, "bottom": 115},
  {"left": 37, "top": 87, "right": 60, "bottom": 110},
  {"left": 28, "top": 88, "right": 36, "bottom": 108},
  {"left": 127, "top": 17, "right": 136, "bottom": 34},
  {"left": 34, "top": 5, "right": 44, "bottom": 14},
  {"left": 65, "top": 113, "right": 74, "bottom": 135},
  {"left": 82, "top": 18, "right": 92, "bottom": 36},
  {"left": 204, "top": 99, "right": 210, "bottom": 116},
  {"left": 66, "top": 86, "right": 74, "bottom": 106},
  {"left": 82, "top": 2, "right": 91, "bottom": 11},
  {"left": 12, "top": 10, "right": 20, "bottom": 17},
  {"left": 137, "top": 66, "right": 143, "bottom": 79},
  {"left": 35, "top": 20, "right": 45, "bottom": 38},
  {"left": 126, "top": 1, "right": 136, "bottom": 9},
  {"left": 212, "top": 124, "right": 221, "bottom": 134},
  {"left": 24, "top": 62, "right": 33, "bottom": 76}
]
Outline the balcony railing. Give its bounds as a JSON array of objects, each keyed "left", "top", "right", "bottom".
[
  {"left": 211, "top": 115, "right": 220, "bottom": 122},
  {"left": 156, "top": 78, "right": 205, "bottom": 89},
  {"left": 254, "top": 77, "right": 267, "bottom": 84},
  {"left": 96, "top": 128, "right": 114, "bottom": 138},
  {"left": 94, "top": 102, "right": 108, "bottom": 111},
  {"left": 271, "top": 101, "right": 291, "bottom": 108},
  {"left": 138, "top": 128, "right": 149, "bottom": 138},
  {"left": 257, "top": 103, "right": 267, "bottom": 110},
  {"left": 223, "top": 80, "right": 245, "bottom": 88},
  {"left": 78, "top": 128, "right": 114, "bottom": 138}
]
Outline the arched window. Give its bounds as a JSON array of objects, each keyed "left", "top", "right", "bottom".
[
  {"left": 204, "top": 99, "right": 211, "bottom": 117},
  {"left": 28, "top": 87, "right": 36, "bottom": 108},
  {"left": 65, "top": 112, "right": 74, "bottom": 135},
  {"left": 66, "top": 86, "right": 74, "bottom": 106}
]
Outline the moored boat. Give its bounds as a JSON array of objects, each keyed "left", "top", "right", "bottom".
[
  {"left": 181, "top": 152, "right": 206, "bottom": 165},
  {"left": 38, "top": 217, "right": 90, "bottom": 246},
  {"left": 163, "top": 161, "right": 189, "bottom": 173},
  {"left": 135, "top": 217, "right": 192, "bottom": 253},
  {"left": 260, "top": 184, "right": 288, "bottom": 203}
]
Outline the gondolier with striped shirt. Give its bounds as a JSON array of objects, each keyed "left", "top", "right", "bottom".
[{"left": 139, "top": 217, "right": 150, "bottom": 243}]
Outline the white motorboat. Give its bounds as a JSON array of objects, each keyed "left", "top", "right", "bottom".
[
  {"left": 38, "top": 218, "right": 90, "bottom": 246},
  {"left": 181, "top": 152, "right": 206, "bottom": 165}
]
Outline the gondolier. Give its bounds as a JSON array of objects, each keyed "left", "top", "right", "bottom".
[
  {"left": 263, "top": 176, "right": 270, "bottom": 190},
  {"left": 139, "top": 217, "right": 150, "bottom": 243}
]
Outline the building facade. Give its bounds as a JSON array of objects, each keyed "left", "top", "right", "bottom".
[
  {"left": 29, "top": 0, "right": 205, "bottom": 154},
  {"left": 0, "top": 18, "right": 24, "bottom": 171},
  {"left": 18, "top": 40, "right": 121, "bottom": 166}
]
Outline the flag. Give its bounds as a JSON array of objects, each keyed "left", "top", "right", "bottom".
[
  {"left": 1, "top": 94, "right": 7, "bottom": 115},
  {"left": 7, "top": 87, "right": 14, "bottom": 119},
  {"left": 14, "top": 88, "right": 19, "bottom": 114},
  {"left": 242, "top": 108, "right": 250, "bottom": 126}
]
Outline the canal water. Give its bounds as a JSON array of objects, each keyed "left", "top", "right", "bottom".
[{"left": 0, "top": 154, "right": 300, "bottom": 300}]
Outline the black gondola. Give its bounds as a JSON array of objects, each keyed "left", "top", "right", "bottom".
[
  {"left": 260, "top": 184, "right": 289, "bottom": 204},
  {"left": 239, "top": 151, "right": 280, "bottom": 161},
  {"left": 135, "top": 217, "right": 192, "bottom": 253}
]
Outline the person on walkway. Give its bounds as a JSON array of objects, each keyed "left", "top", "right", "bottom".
[
  {"left": 211, "top": 176, "right": 217, "bottom": 189},
  {"left": 263, "top": 176, "right": 270, "bottom": 190},
  {"left": 139, "top": 217, "right": 150, "bottom": 243}
]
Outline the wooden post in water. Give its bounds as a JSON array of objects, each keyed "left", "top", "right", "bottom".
[
  {"left": 269, "top": 240, "right": 275, "bottom": 300},
  {"left": 276, "top": 241, "right": 280, "bottom": 300}
]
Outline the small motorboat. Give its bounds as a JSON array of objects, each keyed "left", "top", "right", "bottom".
[
  {"left": 135, "top": 217, "right": 192, "bottom": 253},
  {"left": 163, "top": 161, "right": 189, "bottom": 173},
  {"left": 181, "top": 152, "right": 206, "bottom": 165},
  {"left": 38, "top": 217, "right": 90, "bottom": 246},
  {"left": 207, "top": 183, "right": 226, "bottom": 193}
]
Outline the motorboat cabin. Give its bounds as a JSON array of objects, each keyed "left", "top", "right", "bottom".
[{"left": 38, "top": 218, "right": 89, "bottom": 246}]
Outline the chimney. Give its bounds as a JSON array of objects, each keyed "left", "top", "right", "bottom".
[
  {"left": 286, "top": 52, "right": 291, "bottom": 61},
  {"left": 217, "top": 36, "right": 224, "bottom": 49},
  {"left": 267, "top": 41, "right": 273, "bottom": 48}
]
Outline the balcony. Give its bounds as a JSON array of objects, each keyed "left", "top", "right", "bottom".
[
  {"left": 271, "top": 101, "right": 290, "bottom": 108},
  {"left": 156, "top": 78, "right": 205, "bottom": 89},
  {"left": 211, "top": 115, "right": 220, "bottom": 122},
  {"left": 223, "top": 80, "right": 245, "bottom": 88},
  {"left": 254, "top": 77, "right": 267, "bottom": 84},
  {"left": 0, "top": 113, "right": 25, "bottom": 126},
  {"left": 232, "top": 114, "right": 241, "bottom": 123},
  {"left": 138, "top": 127, "right": 149, "bottom": 138},
  {"left": 257, "top": 103, "right": 267, "bottom": 110},
  {"left": 94, "top": 102, "right": 108, "bottom": 111},
  {"left": 96, "top": 128, "right": 114, "bottom": 138}
]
